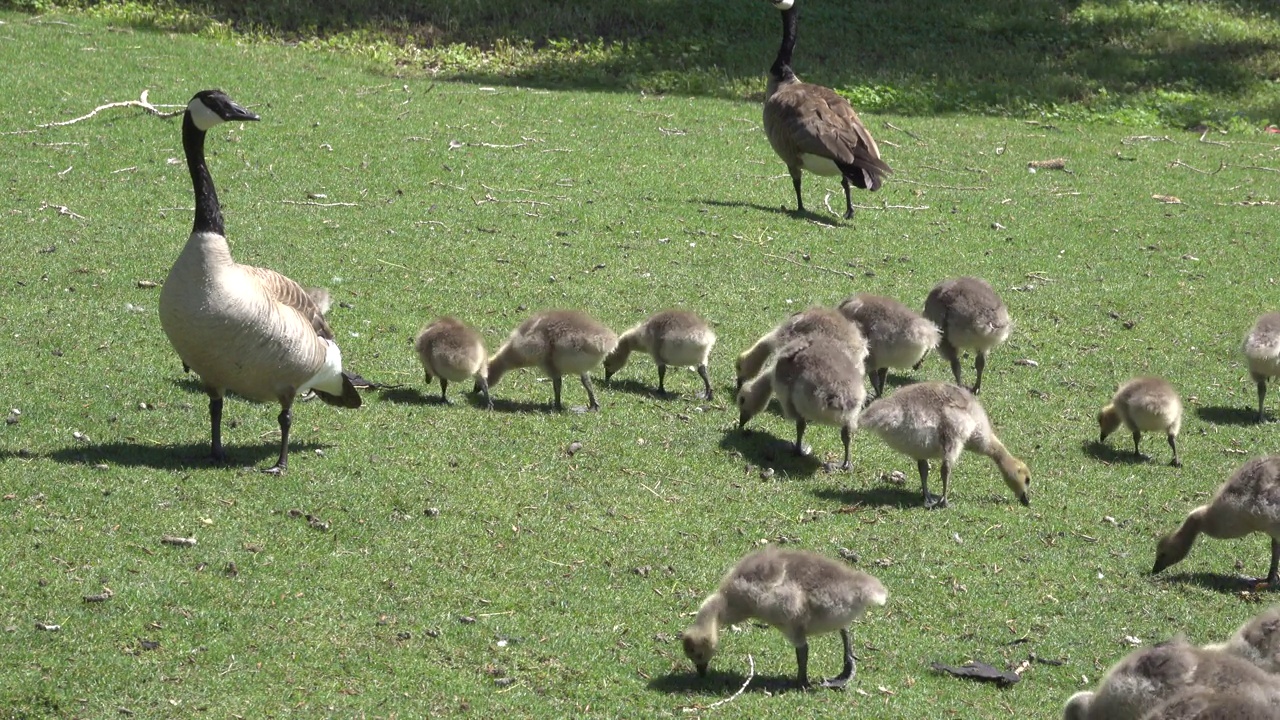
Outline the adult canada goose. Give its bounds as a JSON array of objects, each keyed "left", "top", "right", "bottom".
[
  {"left": 859, "top": 381, "right": 1030, "bottom": 509},
  {"left": 603, "top": 309, "right": 716, "bottom": 400},
  {"left": 736, "top": 306, "right": 866, "bottom": 389},
  {"left": 762, "top": 0, "right": 891, "bottom": 218},
  {"left": 414, "top": 317, "right": 490, "bottom": 408},
  {"left": 1153, "top": 456, "right": 1280, "bottom": 586},
  {"left": 1244, "top": 312, "right": 1280, "bottom": 422},
  {"left": 1061, "top": 639, "right": 1280, "bottom": 720},
  {"left": 159, "top": 90, "right": 361, "bottom": 474},
  {"left": 922, "top": 276, "right": 1011, "bottom": 395},
  {"left": 736, "top": 336, "right": 866, "bottom": 469},
  {"left": 486, "top": 310, "right": 618, "bottom": 411},
  {"left": 837, "top": 293, "right": 940, "bottom": 399},
  {"left": 1098, "top": 376, "right": 1183, "bottom": 467},
  {"left": 1205, "top": 605, "right": 1280, "bottom": 675},
  {"left": 681, "top": 547, "right": 887, "bottom": 689}
]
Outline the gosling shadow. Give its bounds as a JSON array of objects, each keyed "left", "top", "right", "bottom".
[
  {"left": 812, "top": 484, "right": 922, "bottom": 510},
  {"left": 602, "top": 376, "right": 666, "bottom": 399},
  {"left": 1082, "top": 440, "right": 1150, "bottom": 465},
  {"left": 46, "top": 439, "right": 325, "bottom": 471},
  {"left": 1196, "top": 405, "right": 1262, "bottom": 427},
  {"left": 719, "top": 427, "right": 824, "bottom": 477},
  {"left": 1153, "top": 570, "right": 1270, "bottom": 594},
  {"left": 379, "top": 386, "right": 441, "bottom": 405},
  {"left": 647, "top": 669, "right": 803, "bottom": 696}
]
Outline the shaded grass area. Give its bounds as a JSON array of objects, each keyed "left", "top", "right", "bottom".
[
  {"left": 1, "top": 11, "right": 1280, "bottom": 719},
  {"left": 3, "top": 0, "right": 1279, "bottom": 126}
]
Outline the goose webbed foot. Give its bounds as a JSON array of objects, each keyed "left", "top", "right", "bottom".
[
  {"left": 820, "top": 675, "right": 850, "bottom": 689},
  {"left": 923, "top": 493, "right": 948, "bottom": 510},
  {"left": 261, "top": 462, "right": 286, "bottom": 476}
]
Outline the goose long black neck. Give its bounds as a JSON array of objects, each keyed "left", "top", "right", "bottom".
[
  {"left": 770, "top": 7, "right": 798, "bottom": 82},
  {"left": 182, "top": 111, "right": 225, "bottom": 237}
]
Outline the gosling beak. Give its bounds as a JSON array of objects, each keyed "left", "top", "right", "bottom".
[
  {"left": 696, "top": 663, "right": 708, "bottom": 678},
  {"left": 737, "top": 413, "right": 749, "bottom": 430},
  {"left": 1019, "top": 493, "right": 1030, "bottom": 507}
]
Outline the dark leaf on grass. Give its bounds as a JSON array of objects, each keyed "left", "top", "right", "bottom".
[
  {"left": 930, "top": 660, "right": 1021, "bottom": 687},
  {"left": 138, "top": 638, "right": 159, "bottom": 650}
]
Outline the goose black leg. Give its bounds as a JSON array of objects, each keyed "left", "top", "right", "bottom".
[
  {"left": 820, "top": 628, "right": 856, "bottom": 688},
  {"left": 795, "top": 643, "right": 812, "bottom": 688},
  {"left": 581, "top": 373, "right": 600, "bottom": 411},
  {"left": 788, "top": 166, "right": 805, "bottom": 214},
  {"left": 264, "top": 400, "right": 292, "bottom": 475},
  {"left": 972, "top": 352, "right": 987, "bottom": 395},
  {"left": 840, "top": 176, "right": 855, "bottom": 219},
  {"left": 207, "top": 393, "right": 226, "bottom": 464},
  {"left": 1168, "top": 433, "right": 1181, "bottom": 467},
  {"left": 697, "top": 364, "right": 713, "bottom": 401}
]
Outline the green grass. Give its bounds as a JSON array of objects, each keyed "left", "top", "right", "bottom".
[
  {"left": 2, "top": 8, "right": 1280, "bottom": 719},
  {"left": 4, "top": 0, "right": 1280, "bottom": 127}
]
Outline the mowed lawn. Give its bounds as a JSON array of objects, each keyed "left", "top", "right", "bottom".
[{"left": 2, "top": 10, "right": 1280, "bottom": 718}]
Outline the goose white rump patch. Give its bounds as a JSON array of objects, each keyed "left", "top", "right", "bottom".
[{"left": 800, "top": 153, "right": 841, "bottom": 176}]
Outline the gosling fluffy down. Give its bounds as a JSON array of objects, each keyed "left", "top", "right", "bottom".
[
  {"left": 922, "top": 276, "right": 1011, "bottom": 395},
  {"left": 1098, "top": 376, "right": 1183, "bottom": 467},
  {"left": 837, "top": 293, "right": 940, "bottom": 399},
  {"left": 1244, "top": 312, "right": 1280, "bottom": 422},
  {"left": 681, "top": 547, "right": 887, "bottom": 689},
  {"left": 603, "top": 309, "right": 716, "bottom": 400},
  {"left": 414, "top": 317, "right": 490, "bottom": 408},
  {"left": 736, "top": 306, "right": 867, "bottom": 388},
  {"left": 486, "top": 310, "right": 618, "bottom": 411}
]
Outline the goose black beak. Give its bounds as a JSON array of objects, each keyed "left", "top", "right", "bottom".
[
  {"left": 227, "top": 102, "right": 259, "bottom": 122},
  {"left": 696, "top": 663, "right": 708, "bottom": 678},
  {"left": 1019, "top": 493, "right": 1030, "bottom": 507}
]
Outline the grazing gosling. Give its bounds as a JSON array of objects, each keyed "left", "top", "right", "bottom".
[
  {"left": 486, "top": 310, "right": 618, "bottom": 411},
  {"left": 1098, "top": 376, "right": 1184, "bottom": 467},
  {"left": 681, "top": 547, "right": 887, "bottom": 689},
  {"left": 736, "top": 336, "right": 866, "bottom": 469},
  {"left": 859, "top": 381, "right": 1030, "bottom": 509},
  {"left": 1061, "top": 639, "right": 1280, "bottom": 720},
  {"left": 1153, "top": 456, "right": 1280, "bottom": 586},
  {"left": 1244, "top": 313, "right": 1280, "bottom": 422},
  {"left": 922, "top": 276, "right": 1011, "bottom": 395},
  {"left": 414, "top": 317, "right": 490, "bottom": 409},
  {"left": 736, "top": 306, "right": 867, "bottom": 389},
  {"left": 1204, "top": 605, "right": 1280, "bottom": 675},
  {"left": 837, "top": 293, "right": 940, "bottom": 399},
  {"left": 603, "top": 309, "right": 716, "bottom": 400}
]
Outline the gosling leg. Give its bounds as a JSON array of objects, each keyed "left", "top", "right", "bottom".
[
  {"left": 794, "top": 419, "right": 809, "bottom": 457},
  {"left": 580, "top": 373, "right": 600, "bottom": 411},
  {"left": 972, "top": 351, "right": 987, "bottom": 395},
  {"left": 794, "top": 643, "right": 812, "bottom": 688},
  {"left": 938, "top": 338, "right": 963, "bottom": 388},
  {"left": 820, "top": 628, "right": 855, "bottom": 689},
  {"left": 1131, "top": 429, "right": 1149, "bottom": 461},
  {"left": 1167, "top": 433, "right": 1181, "bottom": 468},
  {"left": 697, "top": 364, "right": 713, "bottom": 401},
  {"left": 1257, "top": 374, "right": 1269, "bottom": 423},
  {"left": 839, "top": 425, "right": 852, "bottom": 471}
]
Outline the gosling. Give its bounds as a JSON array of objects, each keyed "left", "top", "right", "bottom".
[
  {"left": 922, "top": 276, "right": 1011, "bottom": 394},
  {"left": 603, "top": 309, "right": 716, "bottom": 400},
  {"left": 1062, "top": 639, "right": 1280, "bottom": 720},
  {"left": 486, "top": 310, "right": 618, "bottom": 411},
  {"left": 414, "top": 317, "right": 490, "bottom": 409},
  {"left": 1204, "top": 605, "right": 1280, "bottom": 675},
  {"left": 736, "top": 336, "right": 866, "bottom": 469},
  {"left": 1098, "top": 376, "right": 1183, "bottom": 467},
  {"left": 736, "top": 306, "right": 867, "bottom": 389},
  {"left": 681, "top": 547, "right": 887, "bottom": 689},
  {"left": 1244, "top": 312, "right": 1280, "bottom": 422},
  {"left": 837, "top": 293, "right": 940, "bottom": 399},
  {"left": 859, "top": 381, "right": 1030, "bottom": 509},
  {"left": 1139, "top": 688, "right": 1278, "bottom": 720},
  {"left": 1153, "top": 456, "right": 1280, "bottom": 587}
]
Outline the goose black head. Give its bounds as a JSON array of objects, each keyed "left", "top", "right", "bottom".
[{"left": 187, "top": 90, "right": 259, "bottom": 132}]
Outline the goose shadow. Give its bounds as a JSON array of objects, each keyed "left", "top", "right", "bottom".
[
  {"left": 46, "top": 439, "right": 326, "bottom": 471},
  {"left": 1196, "top": 405, "right": 1262, "bottom": 427},
  {"left": 811, "top": 484, "right": 922, "bottom": 510},
  {"left": 1081, "top": 439, "right": 1152, "bottom": 465},
  {"left": 1152, "top": 570, "right": 1270, "bottom": 594},
  {"left": 693, "top": 198, "right": 840, "bottom": 224},
  {"left": 647, "top": 669, "right": 805, "bottom": 696},
  {"left": 718, "top": 426, "right": 824, "bottom": 476}
]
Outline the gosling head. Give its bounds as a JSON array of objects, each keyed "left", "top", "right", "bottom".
[
  {"left": 1002, "top": 458, "right": 1031, "bottom": 507},
  {"left": 602, "top": 349, "right": 625, "bottom": 381},
  {"left": 1097, "top": 404, "right": 1122, "bottom": 443},
  {"left": 187, "top": 90, "right": 259, "bottom": 132},
  {"left": 1152, "top": 528, "right": 1191, "bottom": 575},
  {"left": 736, "top": 380, "right": 770, "bottom": 430},
  {"left": 681, "top": 628, "right": 718, "bottom": 677}
]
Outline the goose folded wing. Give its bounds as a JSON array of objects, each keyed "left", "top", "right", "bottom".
[
  {"left": 782, "top": 88, "right": 892, "bottom": 174},
  {"left": 244, "top": 265, "right": 335, "bottom": 339}
]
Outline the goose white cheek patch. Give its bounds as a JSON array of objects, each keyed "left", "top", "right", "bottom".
[
  {"left": 772, "top": 0, "right": 795, "bottom": 9},
  {"left": 188, "top": 98, "right": 224, "bottom": 132}
]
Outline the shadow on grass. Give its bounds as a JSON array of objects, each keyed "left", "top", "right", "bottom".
[
  {"left": 1195, "top": 404, "right": 1261, "bottom": 426},
  {"left": 1152, "top": 570, "right": 1269, "bottom": 594},
  {"left": 811, "top": 484, "right": 922, "bottom": 510},
  {"left": 602, "top": 376, "right": 663, "bottom": 399},
  {"left": 45, "top": 439, "right": 325, "bottom": 471},
  {"left": 647, "top": 669, "right": 801, "bottom": 697},
  {"left": 719, "top": 427, "right": 823, "bottom": 477},
  {"left": 1081, "top": 439, "right": 1150, "bottom": 465},
  {"left": 695, "top": 198, "right": 837, "bottom": 224}
]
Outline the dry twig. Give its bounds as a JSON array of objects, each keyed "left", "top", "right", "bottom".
[
  {"left": 684, "top": 654, "right": 754, "bottom": 712},
  {"left": 764, "top": 252, "right": 858, "bottom": 280},
  {"left": 38, "top": 90, "right": 182, "bottom": 129}
]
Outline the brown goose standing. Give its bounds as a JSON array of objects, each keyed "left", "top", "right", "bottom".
[
  {"left": 159, "top": 90, "right": 361, "bottom": 474},
  {"left": 762, "top": 0, "right": 892, "bottom": 218}
]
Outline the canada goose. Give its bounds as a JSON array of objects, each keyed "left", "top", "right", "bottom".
[
  {"left": 1205, "top": 605, "right": 1280, "bottom": 676},
  {"left": 603, "top": 309, "right": 716, "bottom": 400},
  {"left": 762, "top": 0, "right": 891, "bottom": 218},
  {"left": 1139, "top": 688, "right": 1278, "bottom": 720},
  {"left": 837, "top": 293, "right": 940, "bottom": 399},
  {"left": 736, "top": 336, "right": 866, "bottom": 469},
  {"left": 681, "top": 547, "right": 887, "bottom": 688},
  {"left": 414, "top": 317, "right": 490, "bottom": 409},
  {"left": 158, "top": 90, "right": 361, "bottom": 474},
  {"left": 1097, "top": 376, "right": 1183, "bottom": 467},
  {"left": 1244, "top": 313, "right": 1280, "bottom": 422},
  {"left": 1061, "top": 639, "right": 1280, "bottom": 720},
  {"left": 1153, "top": 456, "right": 1280, "bottom": 586},
  {"left": 922, "top": 277, "right": 1011, "bottom": 395},
  {"left": 736, "top": 306, "right": 867, "bottom": 389},
  {"left": 486, "top": 310, "right": 618, "bottom": 411},
  {"left": 859, "top": 381, "right": 1030, "bottom": 509}
]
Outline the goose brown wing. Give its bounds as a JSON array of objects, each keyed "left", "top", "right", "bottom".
[
  {"left": 244, "top": 265, "right": 335, "bottom": 340},
  {"left": 777, "top": 84, "right": 893, "bottom": 176}
]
